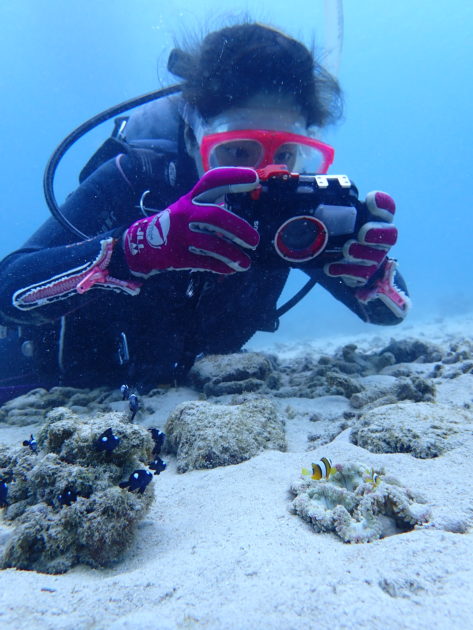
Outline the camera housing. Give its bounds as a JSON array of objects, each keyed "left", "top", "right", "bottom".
[{"left": 225, "top": 166, "right": 364, "bottom": 268}]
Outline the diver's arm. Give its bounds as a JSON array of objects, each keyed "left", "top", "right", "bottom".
[
  {"left": 0, "top": 234, "right": 143, "bottom": 325},
  {"left": 0, "top": 149, "right": 173, "bottom": 326},
  {"left": 23, "top": 148, "right": 176, "bottom": 249},
  {"left": 305, "top": 260, "right": 411, "bottom": 325}
]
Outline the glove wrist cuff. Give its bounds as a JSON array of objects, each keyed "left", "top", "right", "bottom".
[{"left": 355, "top": 258, "right": 411, "bottom": 321}]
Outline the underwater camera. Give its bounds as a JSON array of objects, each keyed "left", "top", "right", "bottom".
[{"left": 225, "top": 166, "right": 364, "bottom": 267}]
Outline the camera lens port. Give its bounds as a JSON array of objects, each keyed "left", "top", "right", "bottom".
[{"left": 274, "top": 215, "right": 328, "bottom": 262}]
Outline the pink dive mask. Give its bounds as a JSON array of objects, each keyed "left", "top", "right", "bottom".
[
  {"left": 199, "top": 129, "right": 335, "bottom": 174},
  {"left": 183, "top": 104, "right": 335, "bottom": 174}
]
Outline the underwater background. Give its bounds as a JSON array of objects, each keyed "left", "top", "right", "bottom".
[{"left": 0, "top": 0, "right": 471, "bottom": 343}]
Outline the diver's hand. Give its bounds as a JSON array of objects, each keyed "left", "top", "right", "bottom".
[
  {"left": 324, "top": 191, "right": 398, "bottom": 286},
  {"left": 123, "top": 167, "right": 260, "bottom": 277}
]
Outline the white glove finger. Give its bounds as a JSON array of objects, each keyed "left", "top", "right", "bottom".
[
  {"left": 192, "top": 167, "right": 259, "bottom": 204},
  {"left": 357, "top": 222, "right": 398, "bottom": 249},
  {"left": 365, "top": 191, "right": 396, "bottom": 223}
]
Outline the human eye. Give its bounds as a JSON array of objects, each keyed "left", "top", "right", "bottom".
[
  {"left": 213, "top": 140, "right": 262, "bottom": 166},
  {"left": 227, "top": 145, "right": 251, "bottom": 160},
  {"left": 275, "top": 143, "right": 298, "bottom": 168},
  {"left": 275, "top": 150, "right": 295, "bottom": 163}
]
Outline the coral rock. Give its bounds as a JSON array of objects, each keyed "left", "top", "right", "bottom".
[
  {"left": 350, "top": 402, "right": 473, "bottom": 458},
  {"left": 381, "top": 338, "right": 443, "bottom": 363},
  {"left": 0, "top": 409, "right": 155, "bottom": 573},
  {"left": 189, "top": 352, "right": 277, "bottom": 396},
  {"left": 0, "top": 387, "right": 120, "bottom": 425},
  {"left": 350, "top": 375, "right": 435, "bottom": 410},
  {"left": 164, "top": 398, "right": 286, "bottom": 472},
  {"left": 325, "top": 372, "right": 363, "bottom": 397}
]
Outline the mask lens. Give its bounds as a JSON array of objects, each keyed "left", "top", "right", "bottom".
[
  {"left": 209, "top": 140, "right": 264, "bottom": 167},
  {"left": 276, "top": 143, "right": 325, "bottom": 174},
  {"left": 273, "top": 143, "right": 298, "bottom": 170}
]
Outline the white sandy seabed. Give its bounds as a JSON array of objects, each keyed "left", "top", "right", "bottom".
[{"left": 0, "top": 313, "right": 472, "bottom": 630}]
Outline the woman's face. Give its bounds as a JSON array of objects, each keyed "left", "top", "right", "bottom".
[
  {"left": 186, "top": 92, "right": 332, "bottom": 176},
  {"left": 185, "top": 92, "right": 307, "bottom": 175}
]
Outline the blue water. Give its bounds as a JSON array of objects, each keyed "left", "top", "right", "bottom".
[{"left": 1, "top": 0, "right": 472, "bottom": 343}]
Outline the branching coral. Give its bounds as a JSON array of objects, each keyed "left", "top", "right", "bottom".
[{"left": 290, "top": 462, "right": 431, "bottom": 543}]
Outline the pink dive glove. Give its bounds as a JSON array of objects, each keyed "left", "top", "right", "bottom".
[
  {"left": 123, "top": 167, "right": 260, "bottom": 277},
  {"left": 355, "top": 258, "right": 411, "bottom": 320},
  {"left": 324, "top": 191, "right": 398, "bottom": 287}
]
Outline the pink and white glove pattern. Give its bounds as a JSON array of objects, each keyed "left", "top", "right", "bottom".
[
  {"left": 355, "top": 258, "right": 411, "bottom": 320},
  {"left": 324, "top": 191, "right": 398, "bottom": 287},
  {"left": 124, "top": 167, "right": 260, "bottom": 277}
]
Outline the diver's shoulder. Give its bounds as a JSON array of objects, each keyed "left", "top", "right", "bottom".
[{"left": 124, "top": 94, "right": 184, "bottom": 143}]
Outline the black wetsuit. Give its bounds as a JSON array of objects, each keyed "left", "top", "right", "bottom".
[{"left": 0, "top": 98, "right": 407, "bottom": 403}]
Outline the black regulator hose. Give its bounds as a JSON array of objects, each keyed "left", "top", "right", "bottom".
[
  {"left": 43, "top": 83, "right": 183, "bottom": 240},
  {"left": 275, "top": 276, "right": 318, "bottom": 318}
]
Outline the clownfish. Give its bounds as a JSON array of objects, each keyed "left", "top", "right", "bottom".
[
  {"left": 363, "top": 467, "right": 383, "bottom": 488},
  {"left": 302, "top": 457, "right": 336, "bottom": 480}
]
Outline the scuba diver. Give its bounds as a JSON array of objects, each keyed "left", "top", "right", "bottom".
[{"left": 0, "top": 22, "right": 410, "bottom": 403}]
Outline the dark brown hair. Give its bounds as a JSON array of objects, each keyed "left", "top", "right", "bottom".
[{"left": 168, "top": 22, "right": 343, "bottom": 127}]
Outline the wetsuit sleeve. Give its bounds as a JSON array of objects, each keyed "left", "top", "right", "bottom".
[
  {"left": 303, "top": 264, "right": 410, "bottom": 325},
  {"left": 0, "top": 150, "right": 175, "bottom": 326}
]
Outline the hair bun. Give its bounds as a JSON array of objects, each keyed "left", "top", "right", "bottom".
[{"left": 167, "top": 48, "right": 194, "bottom": 79}]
